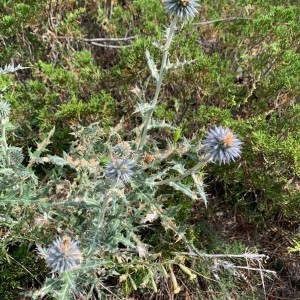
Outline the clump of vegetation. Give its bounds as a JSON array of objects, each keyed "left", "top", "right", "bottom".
[{"left": 0, "top": 0, "right": 300, "bottom": 299}]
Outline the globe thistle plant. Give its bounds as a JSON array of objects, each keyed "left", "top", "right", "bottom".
[
  {"left": 163, "top": 0, "right": 200, "bottom": 21},
  {"left": 106, "top": 158, "right": 134, "bottom": 184},
  {"left": 202, "top": 126, "right": 243, "bottom": 164},
  {"left": 38, "top": 236, "right": 83, "bottom": 273}
]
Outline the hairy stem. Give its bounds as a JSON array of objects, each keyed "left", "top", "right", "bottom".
[{"left": 138, "top": 16, "right": 178, "bottom": 151}]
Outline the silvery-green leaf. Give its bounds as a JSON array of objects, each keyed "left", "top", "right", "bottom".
[
  {"left": 192, "top": 173, "right": 208, "bottom": 207},
  {"left": 47, "top": 155, "right": 68, "bottom": 166},
  {"left": 133, "top": 102, "right": 155, "bottom": 115},
  {"left": 168, "top": 182, "right": 198, "bottom": 200},
  {"left": 0, "top": 101, "right": 11, "bottom": 119},
  {"left": 145, "top": 49, "right": 159, "bottom": 81},
  {"left": 0, "top": 64, "right": 30, "bottom": 75},
  {"left": 151, "top": 41, "right": 163, "bottom": 50},
  {"left": 148, "top": 118, "right": 175, "bottom": 130},
  {"left": 170, "top": 162, "right": 186, "bottom": 174},
  {"left": 166, "top": 57, "right": 197, "bottom": 70},
  {"left": 114, "top": 233, "right": 136, "bottom": 249}
]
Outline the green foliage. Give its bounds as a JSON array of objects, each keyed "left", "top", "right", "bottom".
[
  {"left": 0, "top": 0, "right": 300, "bottom": 299},
  {"left": 0, "top": 244, "right": 46, "bottom": 300}
]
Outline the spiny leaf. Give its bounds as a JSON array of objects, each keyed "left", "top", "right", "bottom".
[
  {"left": 0, "top": 64, "right": 30, "bottom": 75},
  {"left": 145, "top": 49, "right": 159, "bottom": 81}
]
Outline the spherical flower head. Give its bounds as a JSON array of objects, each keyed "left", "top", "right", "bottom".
[
  {"left": 106, "top": 159, "right": 134, "bottom": 184},
  {"left": 43, "top": 236, "right": 83, "bottom": 273},
  {"left": 163, "top": 0, "right": 200, "bottom": 21},
  {"left": 202, "top": 126, "right": 242, "bottom": 164}
]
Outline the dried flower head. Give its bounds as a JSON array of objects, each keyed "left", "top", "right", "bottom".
[
  {"left": 0, "top": 101, "right": 11, "bottom": 119},
  {"left": 202, "top": 126, "right": 242, "bottom": 164},
  {"left": 143, "top": 153, "right": 155, "bottom": 164},
  {"left": 38, "top": 236, "right": 83, "bottom": 273},
  {"left": 163, "top": 0, "right": 200, "bottom": 21},
  {"left": 106, "top": 159, "right": 134, "bottom": 183}
]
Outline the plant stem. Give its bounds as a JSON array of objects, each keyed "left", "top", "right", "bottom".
[
  {"left": 138, "top": 16, "right": 178, "bottom": 151},
  {"left": 154, "top": 154, "right": 211, "bottom": 186}
]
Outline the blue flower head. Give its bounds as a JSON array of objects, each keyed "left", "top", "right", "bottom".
[
  {"left": 106, "top": 159, "right": 134, "bottom": 184},
  {"left": 42, "top": 236, "right": 83, "bottom": 273},
  {"left": 202, "top": 126, "right": 242, "bottom": 164},
  {"left": 163, "top": 0, "right": 200, "bottom": 21}
]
